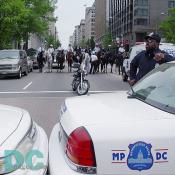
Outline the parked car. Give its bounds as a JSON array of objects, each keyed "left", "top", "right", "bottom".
[
  {"left": 0, "top": 104, "right": 48, "bottom": 174},
  {"left": 27, "top": 56, "right": 33, "bottom": 72},
  {"left": 122, "top": 42, "right": 175, "bottom": 81},
  {"left": 0, "top": 50, "right": 28, "bottom": 78},
  {"left": 26, "top": 49, "right": 39, "bottom": 69},
  {"left": 49, "top": 61, "right": 175, "bottom": 175}
]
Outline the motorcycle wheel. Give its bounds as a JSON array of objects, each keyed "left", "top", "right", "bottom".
[{"left": 76, "top": 80, "right": 90, "bottom": 95}]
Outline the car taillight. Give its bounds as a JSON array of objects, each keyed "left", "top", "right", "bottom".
[{"left": 66, "top": 127, "right": 96, "bottom": 173}]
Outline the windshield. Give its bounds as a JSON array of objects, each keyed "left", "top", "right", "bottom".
[
  {"left": 132, "top": 63, "right": 175, "bottom": 114},
  {"left": 0, "top": 51, "right": 19, "bottom": 59}
]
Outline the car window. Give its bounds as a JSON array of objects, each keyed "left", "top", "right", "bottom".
[
  {"left": 132, "top": 63, "right": 175, "bottom": 114},
  {"left": 0, "top": 50, "right": 19, "bottom": 59}
]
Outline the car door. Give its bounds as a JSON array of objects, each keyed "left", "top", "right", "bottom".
[{"left": 19, "top": 51, "right": 27, "bottom": 73}]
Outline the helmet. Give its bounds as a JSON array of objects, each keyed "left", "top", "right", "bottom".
[{"left": 50, "top": 44, "right": 53, "bottom": 47}]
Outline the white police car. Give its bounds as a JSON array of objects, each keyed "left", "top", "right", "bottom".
[
  {"left": 0, "top": 104, "right": 48, "bottom": 175},
  {"left": 49, "top": 61, "right": 175, "bottom": 175},
  {"left": 122, "top": 42, "right": 175, "bottom": 81}
]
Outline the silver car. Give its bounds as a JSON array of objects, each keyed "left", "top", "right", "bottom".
[{"left": 0, "top": 50, "right": 28, "bottom": 78}]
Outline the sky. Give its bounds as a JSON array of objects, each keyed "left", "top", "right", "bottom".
[{"left": 55, "top": 0, "right": 94, "bottom": 49}]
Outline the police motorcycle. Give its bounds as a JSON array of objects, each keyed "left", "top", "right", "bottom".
[{"left": 71, "top": 63, "right": 90, "bottom": 95}]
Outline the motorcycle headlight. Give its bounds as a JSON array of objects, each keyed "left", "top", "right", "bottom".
[{"left": 0, "top": 122, "right": 37, "bottom": 174}]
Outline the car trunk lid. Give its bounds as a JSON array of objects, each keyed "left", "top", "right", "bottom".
[
  {"left": 0, "top": 105, "right": 23, "bottom": 146},
  {"left": 85, "top": 119, "right": 175, "bottom": 175}
]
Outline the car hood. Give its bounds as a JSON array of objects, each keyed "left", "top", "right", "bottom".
[
  {"left": 0, "top": 58, "right": 19, "bottom": 65},
  {"left": 0, "top": 105, "right": 31, "bottom": 157},
  {"left": 61, "top": 91, "right": 175, "bottom": 134}
]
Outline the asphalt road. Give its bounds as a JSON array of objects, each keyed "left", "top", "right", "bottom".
[{"left": 0, "top": 67, "right": 129, "bottom": 136}]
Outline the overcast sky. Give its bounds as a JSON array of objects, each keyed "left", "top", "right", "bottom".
[{"left": 55, "top": 0, "right": 94, "bottom": 49}]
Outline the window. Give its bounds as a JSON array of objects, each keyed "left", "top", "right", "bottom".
[
  {"left": 134, "top": 0, "right": 148, "bottom": 6},
  {"left": 134, "top": 18, "right": 148, "bottom": 25},
  {"left": 169, "top": 0, "right": 175, "bottom": 8},
  {"left": 134, "top": 8, "right": 148, "bottom": 16}
]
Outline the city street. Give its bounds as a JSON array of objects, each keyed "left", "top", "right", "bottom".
[{"left": 0, "top": 68, "right": 129, "bottom": 136}]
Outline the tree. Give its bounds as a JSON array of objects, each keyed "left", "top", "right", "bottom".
[
  {"left": 45, "top": 34, "right": 61, "bottom": 48},
  {"left": 101, "top": 32, "right": 112, "bottom": 49},
  {"left": 90, "top": 37, "right": 95, "bottom": 50},
  {"left": 160, "top": 8, "right": 175, "bottom": 43},
  {"left": 0, "top": 0, "right": 57, "bottom": 49}
]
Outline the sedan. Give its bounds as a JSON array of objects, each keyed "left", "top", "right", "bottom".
[
  {"left": 0, "top": 104, "right": 48, "bottom": 175},
  {"left": 49, "top": 61, "right": 175, "bottom": 175}
]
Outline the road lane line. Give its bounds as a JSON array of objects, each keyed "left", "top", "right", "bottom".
[
  {"left": 0, "top": 90, "right": 125, "bottom": 94},
  {"left": 23, "top": 82, "right": 32, "bottom": 90}
]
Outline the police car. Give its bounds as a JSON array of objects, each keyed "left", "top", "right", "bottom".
[
  {"left": 0, "top": 104, "right": 48, "bottom": 175},
  {"left": 122, "top": 42, "right": 175, "bottom": 81},
  {"left": 49, "top": 61, "right": 175, "bottom": 175}
]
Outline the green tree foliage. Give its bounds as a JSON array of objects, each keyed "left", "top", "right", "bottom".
[
  {"left": 84, "top": 37, "right": 95, "bottom": 50},
  {"left": 90, "top": 37, "right": 95, "bottom": 50},
  {"left": 45, "top": 34, "right": 61, "bottom": 48},
  {"left": 0, "top": 0, "right": 57, "bottom": 49},
  {"left": 101, "top": 32, "right": 112, "bottom": 49},
  {"left": 160, "top": 8, "right": 175, "bottom": 43}
]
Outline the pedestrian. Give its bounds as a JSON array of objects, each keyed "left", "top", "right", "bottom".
[
  {"left": 47, "top": 44, "right": 54, "bottom": 72},
  {"left": 81, "top": 49, "right": 91, "bottom": 73},
  {"left": 90, "top": 51, "right": 98, "bottom": 74},
  {"left": 129, "top": 32, "right": 175, "bottom": 86}
]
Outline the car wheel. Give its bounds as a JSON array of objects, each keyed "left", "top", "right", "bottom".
[
  {"left": 24, "top": 68, "right": 28, "bottom": 76},
  {"left": 17, "top": 69, "right": 22, "bottom": 79}
]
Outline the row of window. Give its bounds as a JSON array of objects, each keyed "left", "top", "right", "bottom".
[
  {"left": 134, "top": 8, "right": 148, "bottom": 16},
  {"left": 134, "top": 0, "right": 148, "bottom": 6},
  {"left": 169, "top": 0, "right": 175, "bottom": 8}
]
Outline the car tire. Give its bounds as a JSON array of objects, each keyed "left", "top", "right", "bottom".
[
  {"left": 24, "top": 68, "right": 28, "bottom": 76},
  {"left": 17, "top": 69, "right": 22, "bottom": 79}
]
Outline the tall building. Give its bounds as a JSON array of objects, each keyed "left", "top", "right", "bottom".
[
  {"left": 73, "top": 26, "right": 79, "bottom": 47},
  {"left": 109, "top": 0, "right": 175, "bottom": 46},
  {"left": 78, "top": 19, "right": 86, "bottom": 46},
  {"left": 85, "top": 3, "right": 95, "bottom": 40},
  {"left": 95, "top": 0, "right": 107, "bottom": 44},
  {"left": 69, "top": 36, "right": 73, "bottom": 46}
]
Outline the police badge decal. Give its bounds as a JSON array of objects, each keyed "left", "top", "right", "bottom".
[{"left": 127, "top": 141, "right": 154, "bottom": 171}]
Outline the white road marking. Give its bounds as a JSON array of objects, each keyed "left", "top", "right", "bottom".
[
  {"left": 0, "top": 90, "right": 124, "bottom": 94},
  {"left": 23, "top": 82, "right": 33, "bottom": 90}
]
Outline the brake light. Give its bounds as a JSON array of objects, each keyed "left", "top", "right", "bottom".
[{"left": 66, "top": 127, "right": 96, "bottom": 167}]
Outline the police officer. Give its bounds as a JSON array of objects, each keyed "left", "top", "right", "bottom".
[{"left": 129, "top": 32, "right": 175, "bottom": 86}]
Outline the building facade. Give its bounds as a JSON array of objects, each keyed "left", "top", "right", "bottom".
[
  {"left": 85, "top": 4, "right": 95, "bottom": 41},
  {"left": 109, "top": 0, "right": 175, "bottom": 46},
  {"left": 73, "top": 25, "right": 79, "bottom": 47},
  {"left": 95, "top": 0, "right": 107, "bottom": 44},
  {"left": 78, "top": 19, "right": 86, "bottom": 46}
]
